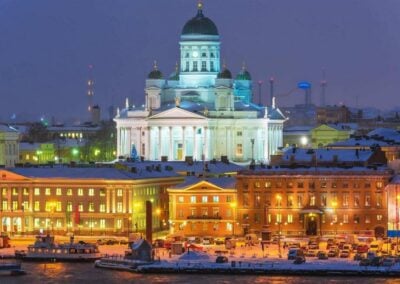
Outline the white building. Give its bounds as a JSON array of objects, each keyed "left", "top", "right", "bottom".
[
  {"left": 0, "top": 125, "right": 19, "bottom": 167},
  {"left": 115, "top": 3, "right": 285, "bottom": 163}
]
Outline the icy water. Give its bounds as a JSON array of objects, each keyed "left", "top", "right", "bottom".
[{"left": 3, "top": 262, "right": 400, "bottom": 283}]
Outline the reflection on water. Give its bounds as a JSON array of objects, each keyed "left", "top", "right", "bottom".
[{"left": 2, "top": 263, "right": 400, "bottom": 284}]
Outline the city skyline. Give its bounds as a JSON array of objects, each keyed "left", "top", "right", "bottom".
[{"left": 1, "top": 0, "right": 400, "bottom": 122}]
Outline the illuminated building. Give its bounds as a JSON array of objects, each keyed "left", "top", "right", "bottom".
[
  {"left": 0, "top": 167, "right": 183, "bottom": 235},
  {"left": 236, "top": 166, "right": 392, "bottom": 237},
  {"left": 167, "top": 177, "right": 237, "bottom": 237},
  {"left": 115, "top": 3, "right": 285, "bottom": 163},
  {"left": 0, "top": 125, "right": 19, "bottom": 167}
]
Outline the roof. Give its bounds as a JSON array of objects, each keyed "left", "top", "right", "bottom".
[
  {"left": 281, "top": 147, "right": 373, "bottom": 163},
  {"left": 368, "top": 128, "right": 400, "bottom": 143},
  {"left": 10, "top": 166, "right": 180, "bottom": 180},
  {"left": 169, "top": 176, "right": 236, "bottom": 190},
  {"left": 0, "top": 124, "right": 19, "bottom": 133},
  {"left": 328, "top": 137, "right": 390, "bottom": 147},
  {"left": 181, "top": 5, "right": 218, "bottom": 36}
]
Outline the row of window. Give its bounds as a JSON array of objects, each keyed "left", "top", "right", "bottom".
[
  {"left": 178, "top": 195, "right": 233, "bottom": 204},
  {"left": 183, "top": 61, "right": 216, "bottom": 72},
  {"left": 177, "top": 207, "right": 232, "bottom": 218},
  {"left": 242, "top": 192, "right": 383, "bottom": 208},
  {"left": 245, "top": 181, "right": 385, "bottom": 190},
  {"left": 178, "top": 222, "right": 233, "bottom": 232}
]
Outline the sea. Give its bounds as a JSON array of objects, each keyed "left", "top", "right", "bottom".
[{"left": 2, "top": 263, "right": 400, "bottom": 284}]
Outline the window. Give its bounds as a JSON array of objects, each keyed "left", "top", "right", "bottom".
[
  {"left": 67, "top": 202, "right": 72, "bottom": 212},
  {"left": 201, "top": 207, "right": 208, "bottom": 216},
  {"left": 376, "top": 181, "right": 383, "bottom": 189},
  {"left": 78, "top": 203, "right": 83, "bottom": 212},
  {"left": 332, "top": 214, "right": 337, "bottom": 223},
  {"left": 210, "top": 61, "right": 215, "bottom": 71},
  {"left": 34, "top": 188, "right": 40, "bottom": 196},
  {"left": 297, "top": 182, "right": 304, "bottom": 188},
  {"left": 287, "top": 182, "right": 293, "bottom": 188},
  {"left": 343, "top": 214, "right": 349, "bottom": 223},
  {"left": 202, "top": 196, "right": 208, "bottom": 203},
  {"left": 276, "top": 214, "right": 282, "bottom": 223},
  {"left": 287, "top": 214, "right": 293, "bottom": 224},
  {"left": 265, "top": 182, "right": 272, "bottom": 188},
  {"left": 377, "top": 215, "right": 383, "bottom": 221},
  {"left": 343, "top": 193, "right": 349, "bottom": 207},
  {"left": 376, "top": 193, "right": 382, "bottom": 207},
  {"left": 243, "top": 193, "right": 249, "bottom": 207},
  {"left": 226, "top": 196, "right": 232, "bottom": 203},
  {"left": 213, "top": 207, "right": 220, "bottom": 217},
  {"left": 185, "top": 61, "right": 189, "bottom": 71},
  {"left": 364, "top": 183, "right": 371, "bottom": 188},
  {"left": 89, "top": 202, "right": 95, "bottom": 212},
  {"left": 321, "top": 182, "right": 327, "bottom": 188},
  {"left": 255, "top": 194, "right": 261, "bottom": 208},
  {"left": 67, "top": 189, "right": 73, "bottom": 196},
  {"left": 354, "top": 215, "right": 360, "bottom": 224},
  {"left": 237, "top": 131, "right": 242, "bottom": 136},
  {"left": 297, "top": 195, "right": 303, "bottom": 207},
  {"left": 227, "top": 222, "right": 233, "bottom": 232},
  {"left": 178, "top": 196, "right": 184, "bottom": 203},
  {"left": 34, "top": 201, "right": 40, "bottom": 211},
  {"left": 354, "top": 194, "right": 360, "bottom": 207},
  {"left": 226, "top": 208, "right": 232, "bottom": 218},
  {"left": 99, "top": 204, "right": 106, "bottom": 213},
  {"left": 201, "top": 61, "right": 207, "bottom": 71},
  {"left": 193, "top": 61, "right": 198, "bottom": 71},
  {"left": 88, "top": 188, "right": 94, "bottom": 196},
  {"left": 78, "top": 188, "right": 83, "bottom": 196},
  {"left": 190, "top": 208, "right": 196, "bottom": 216},
  {"left": 276, "top": 196, "right": 282, "bottom": 207},
  {"left": 178, "top": 209, "right": 184, "bottom": 218},
  {"left": 56, "top": 188, "right": 62, "bottom": 196},
  {"left": 45, "top": 188, "right": 51, "bottom": 196},
  {"left": 2, "top": 201, "right": 7, "bottom": 211},
  {"left": 22, "top": 201, "right": 29, "bottom": 211},
  {"left": 236, "top": 144, "right": 243, "bottom": 155},
  {"left": 117, "top": 189, "right": 123, "bottom": 197},
  {"left": 255, "top": 182, "right": 260, "bottom": 188},
  {"left": 117, "top": 202, "right": 123, "bottom": 213},
  {"left": 276, "top": 182, "right": 282, "bottom": 188},
  {"left": 12, "top": 201, "right": 18, "bottom": 210},
  {"left": 321, "top": 194, "right": 327, "bottom": 207},
  {"left": 309, "top": 195, "right": 316, "bottom": 206},
  {"left": 12, "top": 188, "right": 18, "bottom": 196},
  {"left": 23, "top": 188, "right": 29, "bottom": 196},
  {"left": 213, "top": 196, "right": 219, "bottom": 203},
  {"left": 342, "top": 183, "right": 348, "bottom": 188},
  {"left": 332, "top": 182, "right": 337, "bottom": 188},
  {"left": 365, "top": 194, "right": 371, "bottom": 207},
  {"left": 190, "top": 196, "right": 196, "bottom": 203},
  {"left": 100, "top": 219, "right": 106, "bottom": 229},
  {"left": 201, "top": 52, "right": 207, "bottom": 58},
  {"left": 56, "top": 202, "right": 62, "bottom": 212},
  {"left": 116, "top": 219, "right": 122, "bottom": 229},
  {"left": 100, "top": 189, "right": 106, "bottom": 197},
  {"left": 210, "top": 52, "right": 215, "bottom": 58},
  {"left": 287, "top": 195, "right": 293, "bottom": 207},
  {"left": 365, "top": 216, "right": 371, "bottom": 223}
]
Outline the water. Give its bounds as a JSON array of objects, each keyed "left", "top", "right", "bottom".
[{"left": 3, "top": 263, "right": 400, "bottom": 284}]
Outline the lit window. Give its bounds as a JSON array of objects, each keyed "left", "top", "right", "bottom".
[
  {"left": 376, "top": 182, "right": 383, "bottom": 189},
  {"left": 2, "top": 201, "right": 7, "bottom": 211},
  {"left": 202, "top": 196, "right": 208, "bottom": 203},
  {"left": 236, "top": 144, "right": 243, "bottom": 155},
  {"left": 34, "top": 188, "right": 40, "bottom": 196},
  {"left": 12, "top": 201, "right": 18, "bottom": 210},
  {"left": 78, "top": 189, "right": 83, "bottom": 196},
  {"left": 343, "top": 193, "right": 349, "bottom": 207},
  {"left": 343, "top": 214, "right": 349, "bottom": 223},
  {"left": 365, "top": 194, "right": 371, "bottom": 207},
  {"left": 365, "top": 216, "right": 371, "bottom": 223},
  {"left": 88, "top": 188, "right": 94, "bottom": 196},
  {"left": 56, "top": 188, "right": 62, "bottom": 196},
  {"left": 178, "top": 196, "right": 184, "bottom": 203},
  {"left": 117, "top": 202, "right": 123, "bottom": 213},
  {"left": 254, "top": 182, "right": 260, "bottom": 188},
  {"left": 88, "top": 202, "right": 95, "bottom": 212},
  {"left": 377, "top": 215, "right": 383, "bottom": 221},
  {"left": 67, "top": 189, "right": 73, "bottom": 196},
  {"left": 213, "top": 196, "right": 219, "bottom": 203},
  {"left": 265, "top": 182, "right": 271, "bottom": 188},
  {"left": 12, "top": 188, "right": 18, "bottom": 196},
  {"left": 67, "top": 202, "right": 72, "bottom": 212},
  {"left": 34, "top": 201, "right": 40, "bottom": 211},
  {"left": 226, "top": 196, "right": 232, "bottom": 203},
  {"left": 22, "top": 201, "right": 29, "bottom": 211},
  {"left": 287, "top": 214, "right": 293, "bottom": 223},
  {"left": 116, "top": 219, "right": 122, "bottom": 229},
  {"left": 1, "top": 188, "right": 6, "bottom": 196},
  {"left": 190, "top": 196, "right": 196, "bottom": 203},
  {"left": 45, "top": 188, "right": 51, "bottom": 196},
  {"left": 78, "top": 203, "right": 83, "bottom": 212},
  {"left": 99, "top": 204, "right": 106, "bottom": 213},
  {"left": 276, "top": 214, "right": 282, "bottom": 223},
  {"left": 100, "top": 219, "right": 106, "bottom": 229},
  {"left": 227, "top": 222, "right": 233, "bottom": 231},
  {"left": 213, "top": 207, "right": 220, "bottom": 217},
  {"left": 56, "top": 202, "right": 62, "bottom": 212},
  {"left": 100, "top": 189, "right": 106, "bottom": 196}
]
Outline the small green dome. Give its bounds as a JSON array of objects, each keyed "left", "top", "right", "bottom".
[
  {"left": 182, "top": 3, "right": 219, "bottom": 36},
  {"left": 217, "top": 67, "right": 232, "bottom": 79},
  {"left": 236, "top": 64, "right": 252, "bottom": 80},
  {"left": 147, "top": 61, "right": 163, "bottom": 79}
]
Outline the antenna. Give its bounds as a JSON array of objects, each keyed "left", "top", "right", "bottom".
[
  {"left": 320, "top": 68, "right": 327, "bottom": 107},
  {"left": 87, "top": 64, "right": 94, "bottom": 116},
  {"left": 269, "top": 77, "right": 275, "bottom": 106},
  {"left": 257, "top": 80, "right": 263, "bottom": 106}
]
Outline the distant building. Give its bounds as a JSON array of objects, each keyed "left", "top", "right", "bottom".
[
  {"left": 311, "top": 124, "right": 355, "bottom": 148},
  {"left": 283, "top": 126, "right": 313, "bottom": 148},
  {"left": 236, "top": 166, "right": 392, "bottom": 237},
  {"left": 281, "top": 105, "right": 317, "bottom": 127},
  {"left": 0, "top": 125, "right": 19, "bottom": 167},
  {"left": 167, "top": 177, "right": 237, "bottom": 237},
  {"left": 317, "top": 105, "right": 351, "bottom": 124}
]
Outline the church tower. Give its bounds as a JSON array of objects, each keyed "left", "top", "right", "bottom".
[{"left": 179, "top": 2, "right": 221, "bottom": 88}]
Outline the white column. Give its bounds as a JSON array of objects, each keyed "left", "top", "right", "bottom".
[
  {"left": 158, "top": 126, "right": 162, "bottom": 160},
  {"left": 204, "top": 126, "right": 209, "bottom": 160},
  {"left": 182, "top": 126, "right": 186, "bottom": 161},
  {"left": 169, "top": 127, "right": 173, "bottom": 161},
  {"left": 117, "top": 127, "right": 121, "bottom": 157},
  {"left": 147, "top": 127, "right": 151, "bottom": 160},
  {"left": 138, "top": 127, "right": 142, "bottom": 157},
  {"left": 264, "top": 126, "right": 269, "bottom": 163},
  {"left": 193, "top": 126, "right": 197, "bottom": 160}
]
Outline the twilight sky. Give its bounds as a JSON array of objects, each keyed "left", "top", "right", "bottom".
[{"left": 1, "top": 0, "right": 400, "bottom": 122}]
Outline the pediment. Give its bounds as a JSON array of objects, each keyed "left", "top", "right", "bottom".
[
  {"left": 149, "top": 107, "right": 206, "bottom": 120},
  {"left": 183, "top": 180, "right": 226, "bottom": 191}
]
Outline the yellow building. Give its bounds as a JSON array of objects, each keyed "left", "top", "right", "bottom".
[
  {"left": 311, "top": 124, "right": 353, "bottom": 148},
  {"left": 0, "top": 167, "right": 183, "bottom": 236},
  {"left": 168, "top": 177, "right": 237, "bottom": 237}
]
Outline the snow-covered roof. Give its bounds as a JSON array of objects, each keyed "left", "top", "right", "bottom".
[
  {"left": 328, "top": 137, "right": 390, "bottom": 147},
  {"left": 368, "top": 128, "right": 400, "bottom": 143},
  {"left": 19, "top": 142, "right": 41, "bottom": 151},
  {"left": 0, "top": 124, "right": 19, "bottom": 133},
  {"left": 169, "top": 176, "right": 236, "bottom": 190},
  {"left": 10, "top": 166, "right": 180, "bottom": 180},
  {"left": 281, "top": 148, "right": 373, "bottom": 162}
]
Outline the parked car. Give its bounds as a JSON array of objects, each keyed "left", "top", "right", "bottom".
[
  {"left": 216, "top": 256, "right": 228, "bottom": 263},
  {"left": 359, "top": 258, "right": 371, "bottom": 266},
  {"left": 317, "top": 251, "right": 328, "bottom": 260},
  {"left": 328, "top": 249, "right": 339, "bottom": 258},
  {"left": 357, "top": 244, "right": 369, "bottom": 254},
  {"left": 305, "top": 250, "right": 317, "bottom": 257},
  {"left": 339, "top": 250, "right": 350, "bottom": 258},
  {"left": 288, "top": 248, "right": 304, "bottom": 260},
  {"left": 381, "top": 257, "right": 396, "bottom": 267},
  {"left": 214, "top": 238, "right": 225, "bottom": 245},
  {"left": 293, "top": 256, "right": 306, "bottom": 264}
]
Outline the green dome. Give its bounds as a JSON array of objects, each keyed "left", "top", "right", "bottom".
[
  {"left": 182, "top": 3, "right": 218, "bottom": 36},
  {"left": 217, "top": 67, "right": 232, "bottom": 79},
  {"left": 236, "top": 67, "right": 252, "bottom": 81},
  {"left": 147, "top": 62, "right": 163, "bottom": 79}
]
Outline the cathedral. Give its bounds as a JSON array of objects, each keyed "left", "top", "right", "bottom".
[{"left": 115, "top": 3, "right": 285, "bottom": 163}]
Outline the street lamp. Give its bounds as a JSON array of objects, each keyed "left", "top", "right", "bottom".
[
  {"left": 230, "top": 202, "right": 237, "bottom": 237},
  {"left": 250, "top": 138, "right": 255, "bottom": 163}
]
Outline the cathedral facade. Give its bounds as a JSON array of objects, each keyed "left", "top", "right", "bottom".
[{"left": 115, "top": 3, "right": 285, "bottom": 163}]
